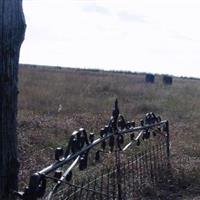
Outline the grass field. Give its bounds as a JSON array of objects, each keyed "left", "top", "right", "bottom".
[{"left": 18, "top": 64, "right": 200, "bottom": 199}]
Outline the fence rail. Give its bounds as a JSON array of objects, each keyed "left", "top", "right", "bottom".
[{"left": 14, "top": 99, "right": 170, "bottom": 200}]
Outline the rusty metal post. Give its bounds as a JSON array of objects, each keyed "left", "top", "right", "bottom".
[
  {"left": 127, "top": 159, "right": 131, "bottom": 195},
  {"left": 135, "top": 154, "right": 139, "bottom": 186},
  {"left": 85, "top": 177, "right": 90, "bottom": 200},
  {"left": 144, "top": 150, "right": 149, "bottom": 179},
  {"left": 138, "top": 153, "right": 142, "bottom": 186},
  {"left": 100, "top": 170, "right": 104, "bottom": 200},
  {"left": 115, "top": 149, "right": 122, "bottom": 200},
  {"left": 166, "top": 121, "right": 170, "bottom": 158},
  {"left": 111, "top": 168, "right": 116, "bottom": 200},
  {"left": 106, "top": 169, "right": 110, "bottom": 200}
]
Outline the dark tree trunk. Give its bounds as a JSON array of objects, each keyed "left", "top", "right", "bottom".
[{"left": 0, "top": 0, "right": 26, "bottom": 199}]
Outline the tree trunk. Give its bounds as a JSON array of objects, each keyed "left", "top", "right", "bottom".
[{"left": 0, "top": 0, "right": 26, "bottom": 199}]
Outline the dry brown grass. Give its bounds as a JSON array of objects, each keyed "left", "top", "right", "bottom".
[{"left": 17, "top": 64, "right": 200, "bottom": 198}]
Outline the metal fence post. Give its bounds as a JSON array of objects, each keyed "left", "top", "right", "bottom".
[
  {"left": 166, "top": 121, "right": 170, "bottom": 158},
  {"left": 115, "top": 148, "right": 122, "bottom": 200}
]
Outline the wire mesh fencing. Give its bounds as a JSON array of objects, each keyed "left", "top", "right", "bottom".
[
  {"left": 14, "top": 100, "right": 170, "bottom": 200},
  {"left": 45, "top": 143, "right": 169, "bottom": 200}
]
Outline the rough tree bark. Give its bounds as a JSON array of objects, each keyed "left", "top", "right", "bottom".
[{"left": 0, "top": 0, "right": 26, "bottom": 199}]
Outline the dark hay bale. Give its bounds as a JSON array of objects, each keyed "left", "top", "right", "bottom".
[
  {"left": 145, "top": 74, "right": 155, "bottom": 83},
  {"left": 163, "top": 75, "right": 173, "bottom": 85}
]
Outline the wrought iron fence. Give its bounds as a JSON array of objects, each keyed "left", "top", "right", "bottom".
[{"left": 14, "top": 100, "right": 170, "bottom": 200}]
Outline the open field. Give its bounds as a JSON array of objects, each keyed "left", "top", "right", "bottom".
[{"left": 17, "top": 64, "right": 200, "bottom": 199}]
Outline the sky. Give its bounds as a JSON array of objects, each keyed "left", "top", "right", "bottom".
[{"left": 20, "top": 0, "right": 200, "bottom": 78}]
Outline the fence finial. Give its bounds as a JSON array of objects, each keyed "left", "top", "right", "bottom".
[{"left": 112, "top": 99, "right": 119, "bottom": 120}]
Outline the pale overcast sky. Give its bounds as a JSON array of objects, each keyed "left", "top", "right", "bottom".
[{"left": 20, "top": 0, "right": 200, "bottom": 78}]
